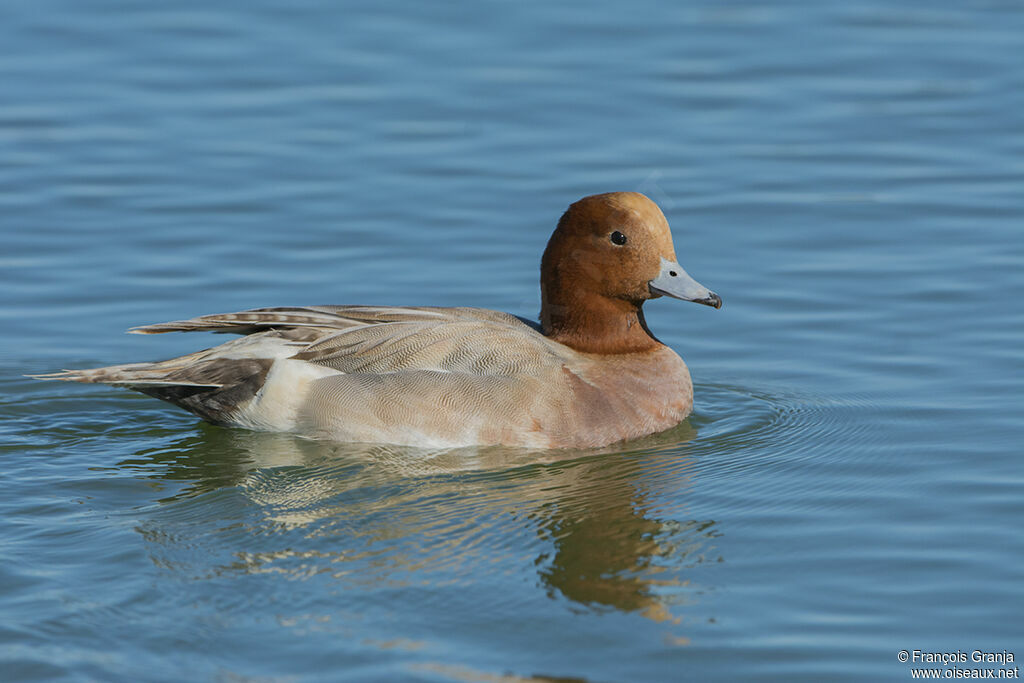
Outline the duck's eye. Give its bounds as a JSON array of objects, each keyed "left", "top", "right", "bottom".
[{"left": 610, "top": 231, "right": 627, "bottom": 246}]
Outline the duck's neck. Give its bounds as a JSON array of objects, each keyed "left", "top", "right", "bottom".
[{"left": 541, "top": 291, "right": 662, "bottom": 355}]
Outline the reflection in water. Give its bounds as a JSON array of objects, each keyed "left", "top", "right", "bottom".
[
  {"left": 535, "top": 475, "right": 718, "bottom": 623},
  {"left": 124, "top": 422, "right": 721, "bottom": 625}
]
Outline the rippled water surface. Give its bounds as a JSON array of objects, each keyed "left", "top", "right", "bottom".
[{"left": 3, "top": 1, "right": 1023, "bottom": 681}]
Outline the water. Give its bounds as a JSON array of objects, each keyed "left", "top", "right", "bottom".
[{"left": 2, "top": 1, "right": 1022, "bottom": 681}]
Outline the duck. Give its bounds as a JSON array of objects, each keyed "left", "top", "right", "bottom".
[{"left": 36, "top": 192, "right": 721, "bottom": 449}]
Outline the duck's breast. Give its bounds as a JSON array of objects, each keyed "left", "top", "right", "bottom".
[{"left": 552, "top": 346, "right": 692, "bottom": 448}]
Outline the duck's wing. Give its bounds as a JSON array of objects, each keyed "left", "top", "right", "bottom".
[
  {"left": 293, "top": 318, "right": 564, "bottom": 376},
  {"left": 128, "top": 305, "right": 524, "bottom": 336},
  {"left": 129, "top": 305, "right": 566, "bottom": 376}
]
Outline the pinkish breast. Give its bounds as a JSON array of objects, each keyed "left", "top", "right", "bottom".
[{"left": 550, "top": 346, "right": 693, "bottom": 448}]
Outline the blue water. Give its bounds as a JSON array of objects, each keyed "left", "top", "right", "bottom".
[{"left": 3, "top": 1, "right": 1023, "bottom": 681}]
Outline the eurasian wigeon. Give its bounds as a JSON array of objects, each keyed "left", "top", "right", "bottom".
[{"left": 37, "top": 192, "right": 721, "bottom": 448}]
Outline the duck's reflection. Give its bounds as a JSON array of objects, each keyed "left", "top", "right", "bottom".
[{"left": 127, "top": 421, "right": 721, "bottom": 623}]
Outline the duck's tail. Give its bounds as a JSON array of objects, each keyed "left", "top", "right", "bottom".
[
  {"left": 30, "top": 357, "right": 221, "bottom": 387},
  {"left": 31, "top": 346, "right": 275, "bottom": 425}
]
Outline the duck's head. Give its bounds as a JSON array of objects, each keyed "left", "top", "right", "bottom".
[{"left": 540, "top": 191, "right": 720, "bottom": 353}]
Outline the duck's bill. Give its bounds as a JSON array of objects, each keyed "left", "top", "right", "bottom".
[{"left": 649, "top": 257, "right": 722, "bottom": 308}]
